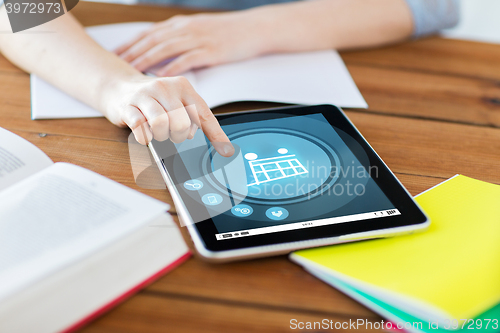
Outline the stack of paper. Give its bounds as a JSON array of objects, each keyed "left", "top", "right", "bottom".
[{"left": 291, "top": 175, "right": 500, "bottom": 333}]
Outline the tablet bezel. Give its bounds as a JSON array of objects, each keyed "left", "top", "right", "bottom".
[{"left": 150, "top": 104, "right": 429, "bottom": 257}]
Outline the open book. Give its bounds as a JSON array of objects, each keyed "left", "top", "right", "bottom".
[
  {"left": 30, "top": 22, "right": 367, "bottom": 119},
  {"left": 0, "top": 127, "right": 190, "bottom": 333}
]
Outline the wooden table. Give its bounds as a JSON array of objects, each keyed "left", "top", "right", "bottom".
[{"left": 1, "top": 2, "right": 499, "bottom": 332}]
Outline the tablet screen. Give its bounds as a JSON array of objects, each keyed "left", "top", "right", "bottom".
[{"left": 162, "top": 111, "right": 401, "bottom": 242}]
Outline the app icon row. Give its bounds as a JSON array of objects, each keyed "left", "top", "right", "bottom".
[
  {"left": 184, "top": 179, "right": 288, "bottom": 220},
  {"left": 231, "top": 204, "right": 289, "bottom": 221}
]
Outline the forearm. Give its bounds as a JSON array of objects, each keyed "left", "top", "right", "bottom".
[
  {"left": 0, "top": 8, "right": 142, "bottom": 114},
  {"left": 247, "top": 0, "right": 414, "bottom": 53}
]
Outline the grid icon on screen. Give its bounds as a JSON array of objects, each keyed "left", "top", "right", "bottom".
[{"left": 247, "top": 154, "right": 308, "bottom": 186}]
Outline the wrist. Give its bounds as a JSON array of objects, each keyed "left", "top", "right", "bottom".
[
  {"left": 245, "top": 1, "right": 336, "bottom": 55},
  {"left": 246, "top": 4, "right": 308, "bottom": 55},
  {"left": 97, "top": 71, "right": 145, "bottom": 123},
  {"left": 243, "top": 6, "right": 290, "bottom": 55}
]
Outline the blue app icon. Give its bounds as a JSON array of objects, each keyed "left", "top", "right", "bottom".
[
  {"left": 265, "top": 207, "right": 289, "bottom": 221},
  {"left": 184, "top": 179, "right": 204, "bottom": 191},
  {"left": 231, "top": 204, "right": 254, "bottom": 217},
  {"left": 202, "top": 193, "right": 223, "bottom": 206}
]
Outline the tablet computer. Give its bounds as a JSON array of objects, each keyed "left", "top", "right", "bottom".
[{"left": 149, "top": 104, "right": 429, "bottom": 262}]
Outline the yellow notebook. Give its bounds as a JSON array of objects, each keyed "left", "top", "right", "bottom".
[{"left": 291, "top": 175, "right": 500, "bottom": 323}]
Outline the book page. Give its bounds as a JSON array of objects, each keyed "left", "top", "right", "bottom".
[
  {"left": 0, "top": 214, "right": 190, "bottom": 333},
  {"left": 0, "top": 127, "right": 53, "bottom": 192},
  {"left": 0, "top": 162, "right": 170, "bottom": 303},
  {"left": 193, "top": 50, "right": 367, "bottom": 109}
]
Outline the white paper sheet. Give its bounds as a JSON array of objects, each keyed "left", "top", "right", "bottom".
[
  {"left": 193, "top": 50, "right": 365, "bottom": 109},
  {"left": 31, "top": 22, "right": 367, "bottom": 120},
  {"left": 441, "top": 0, "right": 500, "bottom": 44}
]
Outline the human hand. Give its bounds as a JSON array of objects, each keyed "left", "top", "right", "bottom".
[
  {"left": 115, "top": 12, "right": 268, "bottom": 76},
  {"left": 103, "top": 74, "right": 234, "bottom": 157}
]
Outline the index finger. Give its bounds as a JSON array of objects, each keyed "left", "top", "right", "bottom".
[
  {"left": 179, "top": 80, "right": 234, "bottom": 157},
  {"left": 197, "top": 103, "right": 234, "bottom": 157}
]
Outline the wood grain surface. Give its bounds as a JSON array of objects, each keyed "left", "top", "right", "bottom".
[{"left": 1, "top": 2, "right": 499, "bottom": 332}]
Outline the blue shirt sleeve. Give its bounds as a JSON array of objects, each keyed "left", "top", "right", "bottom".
[{"left": 404, "top": 0, "right": 460, "bottom": 37}]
